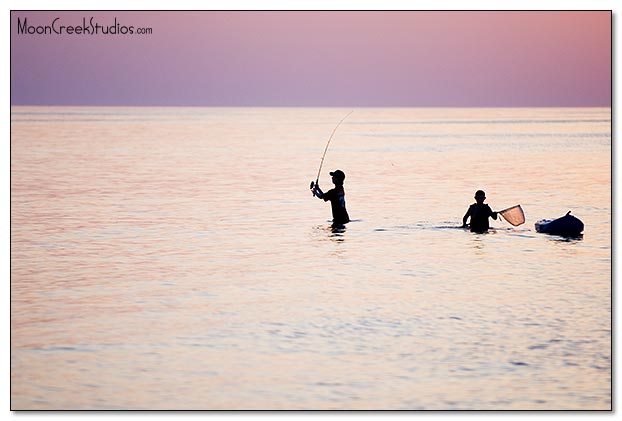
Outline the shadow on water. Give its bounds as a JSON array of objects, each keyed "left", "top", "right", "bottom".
[
  {"left": 371, "top": 223, "right": 589, "bottom": 250},
  {"left": 545, "top": 233, "right": 584, "bottom": 243},
  {"left": 373, "top": 222, "right": 521, "bottom": 233}
]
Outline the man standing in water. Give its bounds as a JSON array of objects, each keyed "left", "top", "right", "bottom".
[
  {"left": 462, "top": 190, "right": 497, "bottom": 233},
  {"left": 311, "top": 170, "right": 350, "bottom": 226}
]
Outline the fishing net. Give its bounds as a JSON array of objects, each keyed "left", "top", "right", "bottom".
[{"left": 499, "top": 205, "right": 525, "bottom": 226}]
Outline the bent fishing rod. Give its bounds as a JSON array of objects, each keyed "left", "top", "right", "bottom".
[{"left": 310, "top": 110, "right": 354, "bottom": 193}]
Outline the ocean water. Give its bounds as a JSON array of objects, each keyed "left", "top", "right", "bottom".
[{"left": 10, "top": 106, "right": 611, "bottom": 410}]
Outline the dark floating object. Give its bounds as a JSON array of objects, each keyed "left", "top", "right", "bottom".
[{"left": 535, "top": 211, "right": 584, "bottom": 237}]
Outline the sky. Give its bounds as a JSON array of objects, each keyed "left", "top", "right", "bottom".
[{"left": 10, "top": 10, "right": 611, "bottom": 107}]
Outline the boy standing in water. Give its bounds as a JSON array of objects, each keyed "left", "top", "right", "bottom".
[
  {"left": 462, "top": 190, "right": 497, "bottom": 233},
  {"left": 311, "top": 170, "right": 350, "bottom": 226}
]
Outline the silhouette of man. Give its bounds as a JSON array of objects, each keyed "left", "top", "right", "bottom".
[{"left": 311, "top": 170, "right": 350, "bottom": 226}]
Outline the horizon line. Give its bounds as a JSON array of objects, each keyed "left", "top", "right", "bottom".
[{"left": 10, "top": 103, "right": 613, "bottom": 109}]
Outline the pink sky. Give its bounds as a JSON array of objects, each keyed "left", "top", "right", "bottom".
[{"left": 10, "top": 11, "right": 611, "bottom": 106}]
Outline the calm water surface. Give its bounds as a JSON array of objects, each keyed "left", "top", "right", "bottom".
[{"left": 11, "top": 107, "right": 611, "bottom": 409}]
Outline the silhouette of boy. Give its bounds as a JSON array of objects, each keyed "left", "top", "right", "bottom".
[
  {"left": 462, "top": 190, "right": 497, "bottom": 233},
  {"left": 311, "top": 170, "right": 350, "bottom": 226}
]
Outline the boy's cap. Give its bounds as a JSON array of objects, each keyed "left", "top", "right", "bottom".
[{"left": 330, "top": 170, "right": 345, "bottom": 180}]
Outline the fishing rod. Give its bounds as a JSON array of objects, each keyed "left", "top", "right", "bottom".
[{"left": 310, "top": 110, "right": 354, "bottom": 192}]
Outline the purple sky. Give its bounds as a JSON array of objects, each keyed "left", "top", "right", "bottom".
[{"left": 10, "top": 11, "right": 611, "bottom": 107}]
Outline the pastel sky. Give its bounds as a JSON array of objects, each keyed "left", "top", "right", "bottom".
[{"left": 10, "top": 11, "right": 611, "bottom": 107}]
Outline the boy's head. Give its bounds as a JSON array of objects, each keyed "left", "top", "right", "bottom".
[
  {"left": 474, "top": 190, "right": 486, "bottom": 204},
  {"left": 330, "top": 170, "right": 345, "bottom": 185}
]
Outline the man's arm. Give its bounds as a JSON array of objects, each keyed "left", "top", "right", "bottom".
[{"left": 312, "top": 183, "right": 324, "bottom": 199}]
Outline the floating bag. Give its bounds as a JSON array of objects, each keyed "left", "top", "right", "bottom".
[{"left": 498, "top": 205, "right": 525, "bottom": 226}]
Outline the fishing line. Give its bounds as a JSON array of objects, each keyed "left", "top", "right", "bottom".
[{"left": 313, "top": 110, "right": 354, "bottom": 186}]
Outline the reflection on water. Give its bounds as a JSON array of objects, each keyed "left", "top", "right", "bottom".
[
  {"left": 11, "top": 107, "right": 610, "bottom": 410},
  {"left": 329, "top": 232, "right": 346, "bottom": 244}
]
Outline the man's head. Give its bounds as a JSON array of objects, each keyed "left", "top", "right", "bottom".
[{"left": 330, "top": 170, "right": 345, "bottom": 185}]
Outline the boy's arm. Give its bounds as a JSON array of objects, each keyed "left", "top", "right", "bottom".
[
  {"left": 489, "top": 205, "right": 498, "bottom": 220},
  {"left": 462, "top": 207, "right": 471, "bottom": 227}
]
